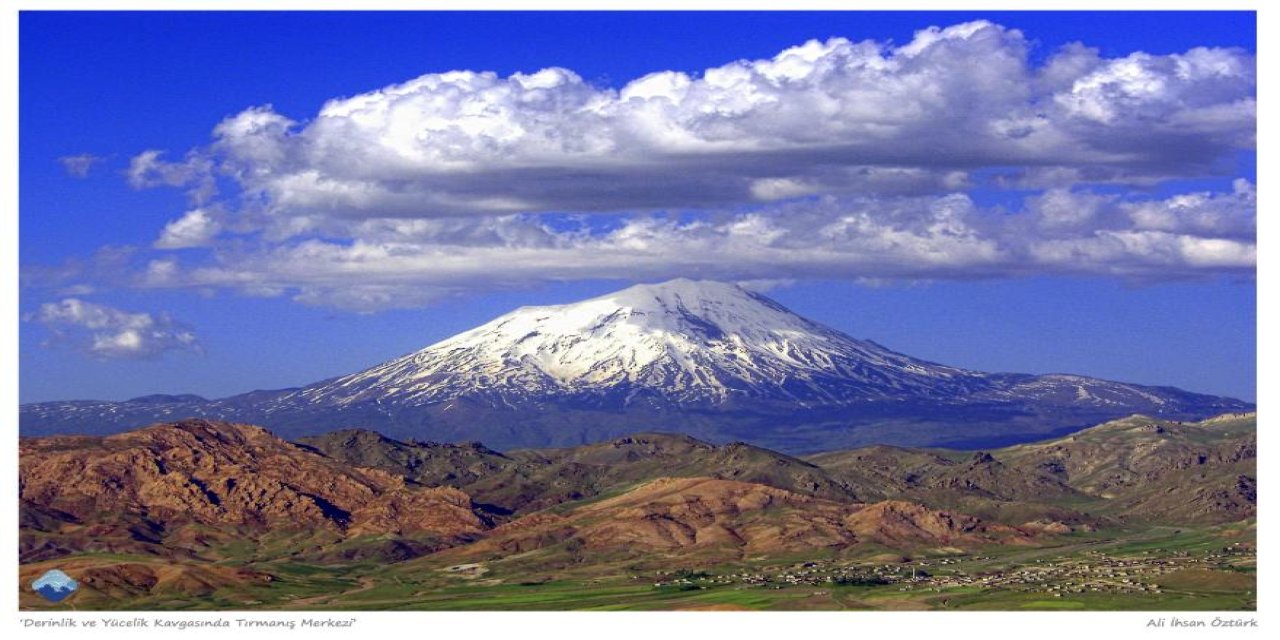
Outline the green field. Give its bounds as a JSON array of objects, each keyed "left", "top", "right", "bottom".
[{"left": 21, "top": 520, "right": 1255, "bottom": 611}]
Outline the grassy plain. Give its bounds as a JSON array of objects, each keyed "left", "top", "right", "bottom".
[{"left": 20, "top": 520, "right": 1255, "bottom": 611}]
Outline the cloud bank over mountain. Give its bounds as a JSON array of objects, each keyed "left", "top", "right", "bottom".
[
  {"left": 45, "top": 20, "right": 1257, "bottom": 311},
  {"left": 127, "top": 182, "right": 1253, "bottom": 312}
]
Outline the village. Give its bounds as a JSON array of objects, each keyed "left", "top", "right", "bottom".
[{"left": 648, "top": 542, "right": 1256, "bottom": 597}]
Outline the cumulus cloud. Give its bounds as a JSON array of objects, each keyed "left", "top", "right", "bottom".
[
  {"left": 45, "top": 20, "right": 1252, "bottom": 312},
  {"left": 58, "top": 153, "right": 103, "bottom": 178},
  {"left": 26, "top": 299, "right": 202, "bottom": 359},
  {"left": 124, "top": 182, "right": 1254, "bottom": 311},
  {"left": 127, "top": 149, "right": 217, "bottom": 203},
  {"left": 154, "top": 208, "right": 223, "bottom": 249},
  {"left": 131, "top": 20, "right": 1252, "bottom": 231}
]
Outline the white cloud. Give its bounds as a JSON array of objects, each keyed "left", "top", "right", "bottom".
[
  {"left": 1055, "top": 47, "right": 1254, "bottom": 131},
  {"left": 58, "top": 153, "right": 103, "bottom": 178},
  {"left": 127, "top": 149, "right": 216, "bottom": 204},
  {"left": 1027, "top": 188, "right": 1110, "bottom": 231},
  {"left": 1123, "top": 178, "right": 1255, "bottom": 238},
  {"left": 41, "top": 21, "right": 1253, "bottom": 313},
  {"left": 155, "top": 208, "right": 223, "bottom": 249},
  {"left": 1028, "top": 231, "right": 1255, "bottom": 274},
  {"left": 26, "top": 299, "right": 202, "bottom": 359},
  {"left": 134, "top": 20, "right": 1251, "bottom": 232},
  {"left": 57, "top": 284, "right": 96, "bottom": 296},
  {"left": 129, "top": 183, "right": 1254, "bottom": 312}
]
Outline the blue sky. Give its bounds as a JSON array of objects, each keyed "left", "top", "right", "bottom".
[{"left": 19, "top": 11, "right": 1256, "bottom": 403}]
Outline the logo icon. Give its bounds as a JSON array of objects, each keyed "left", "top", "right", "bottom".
[{"left": 31, "top": 569, "right": 78, "bottom": 603}]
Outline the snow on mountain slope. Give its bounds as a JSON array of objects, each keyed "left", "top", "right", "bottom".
[
  {"left": 20, "top": 278, "right": 1252, "bottom": 450},
  {"left": 292, "top": 279, "right": 991, "bottom": 408}
]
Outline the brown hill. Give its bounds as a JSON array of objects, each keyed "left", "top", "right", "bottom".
[
  {"left": 808, "top": 413, "right": 1257, "bottom": 525},
  {"left": 20, "top": 420, "right": 489, "bottom": 562},
  {"left": 997, "top": 413, "right": 1257, "bottom": 523},
  {"left": 19, "top": 416, "right": 1254, "bottom": 608},
  {"left": 19, "top": 413, "right": 1254, "bottom": 574},
  {"left": 299, "top": 430, "right": 858, "bottom": 516},
  {"left": 572, "top": 477, "right": 852, "bottom": 553},
  {"left": 843, "top": 500, "right": 1027, "bottom": 548},
  {"left": 446, "top": 477, "right": 1030, "bottom": 564}
]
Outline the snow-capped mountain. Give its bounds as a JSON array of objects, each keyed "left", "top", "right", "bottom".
[
  {"left": 295, "top": 279, "right": 989, "bottom": 409},
  {"left": 20, "top": 279, "right": 1252, "bottom": 452}
]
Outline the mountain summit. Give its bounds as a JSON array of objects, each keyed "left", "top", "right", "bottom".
[
  {"left": 298, "top": 278, "right": 985, "bottom": 409},
  {"left": 20, "top": 279, "right": 1251, "bottom": 452}
]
